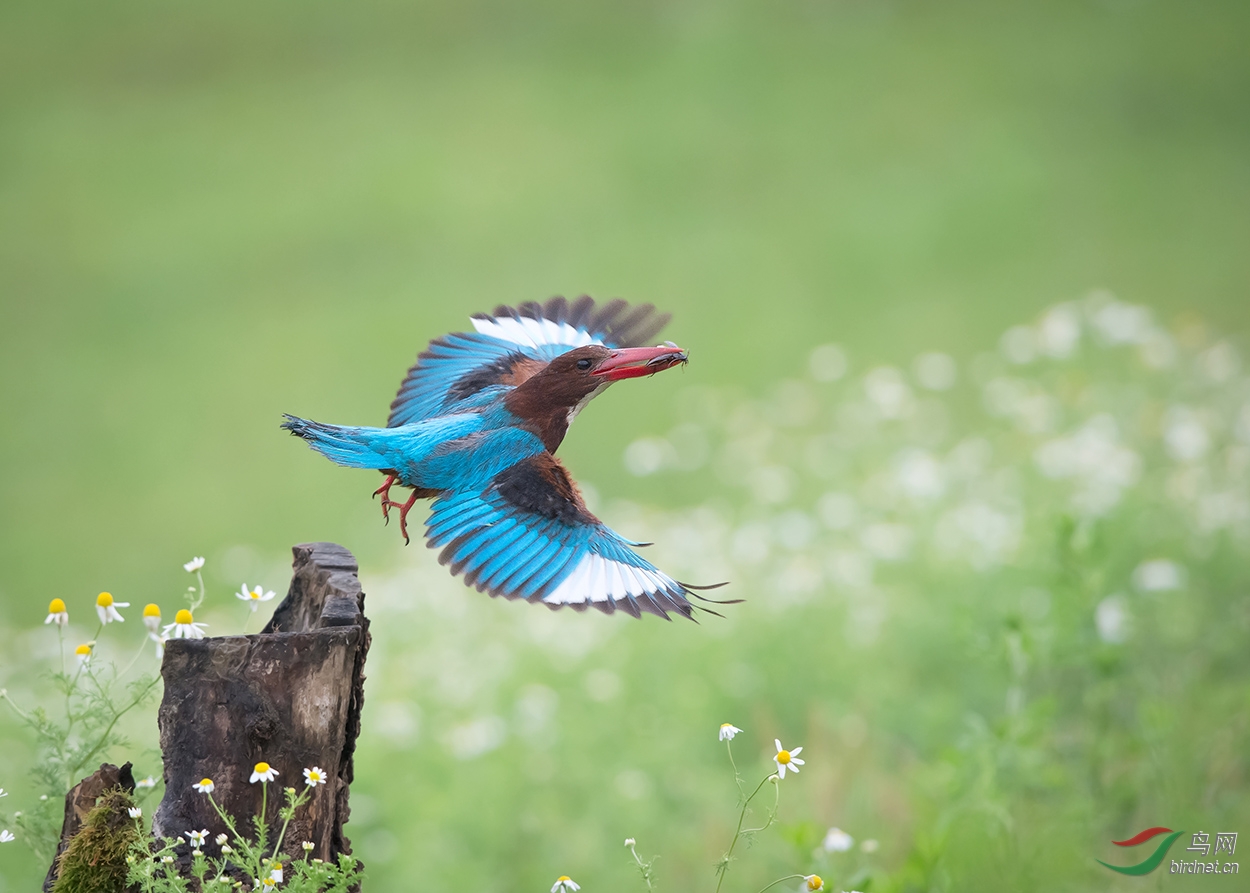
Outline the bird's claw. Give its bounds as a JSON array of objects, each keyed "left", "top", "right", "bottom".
[{"left": 373, "top": 475, "right": 417, "bottom": 544}]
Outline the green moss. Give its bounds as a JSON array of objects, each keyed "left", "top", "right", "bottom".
[{"left": 52, "top": 788, "right": 139, "bottom": 893}]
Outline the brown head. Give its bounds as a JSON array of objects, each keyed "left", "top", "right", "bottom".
[{"left": 504, "top": 343, "right": 688, "bottom": 452}]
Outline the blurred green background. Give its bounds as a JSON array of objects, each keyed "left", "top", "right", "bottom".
[{"left": 2, "top": 1, "right": 1249, "bottom": 890}]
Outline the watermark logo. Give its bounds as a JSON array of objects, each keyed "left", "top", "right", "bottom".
[{"left": 1099, "top": 827, "right": 1238, "bottom": 876}]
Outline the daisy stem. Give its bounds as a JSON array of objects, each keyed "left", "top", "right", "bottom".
[
  {"left": 68, "top": 672, "right": 161, "bottom": 781},
  {"left": 118, "top": 630, "right": 152, "bottom": 678},
  {"left": 726, "top": 740, "right": 746, "bottom": 797},
  {"left": 715, "top": 774, "right": 776, "bottom": 893},
  {"left": 753, "top": 875, "right": 806, "bottom": 893},
  {"left": 740, "top": 777, "right": 780, "bottom": 834},
  {"left": 58, "top": 624, "right": 65, "bottom": 677},
  {"left": 0, "top": 689, "right": 31, "bottom": 722},
  {"left": 190, "top": 570, "right": 205, "bottom": 613}
]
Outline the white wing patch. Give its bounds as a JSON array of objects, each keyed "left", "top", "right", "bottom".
[
  {"left": 471, "top": 316, "right": 596, "bottom": 350},
  {"left": 543, "top": 553, "right": 681, "bottom": 606}
]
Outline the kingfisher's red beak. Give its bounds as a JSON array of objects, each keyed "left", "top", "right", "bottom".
[{"left": 593, "top": 344, "right": 689, "bottom": 381}]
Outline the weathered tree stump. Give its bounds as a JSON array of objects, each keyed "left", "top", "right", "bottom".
[
  {"left": 151, "top": 542, "right": 370, "bottom": 866},
  {"left": 42, "top": 762, "right": 135, "bottom": 892}
]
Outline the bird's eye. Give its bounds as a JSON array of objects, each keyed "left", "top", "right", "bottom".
[{"left": 576, "top": 358, "right": 593, "bottom": 371}]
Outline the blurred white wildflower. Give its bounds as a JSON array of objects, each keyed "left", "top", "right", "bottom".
[
  {"left": 302, "top": 840, "right": 315, "bottom": 852},
  {"left": 826, "top": 550, "right": 874, "bottom": 590},
  {"left": 1198, "top": 341, "right": 1239, "bottom": 382},
  {"left": 551, "top": 876, "right": 580, "bottom": 892},
  {"left": 0, "top": 830, "right": 14, "bottom": 843},
  {"left": 860, "top": 523, "right": 912, "bottom": 561},
  {"left": 1035, "top": 415, "right": 1141, "bottom": 515},
  {"left": 809, "top": 344, "right": 848, "bottom": 382},
  {"left": 1037, "top": 303, "right": 1081, "bottom": 358},
  {"left": 1133, "top": 560, "right": 1184, "bottom": 592},
  {"left": 216, "top": 833, "right": 228, "bottom": 846},
  {"left": 186, "top": 829, "right": 208, "bottom": 849},
  {"left": 75, "top": 644, "right": 92, "bottom": 666},
  {"left": 446, "top": 716, "right": 507, "bottom": 760},
  {"left": 817, "top": 492, "right": 857, "bottom": 530},
  {"left": 183, "top": 556, "right": 205, "bottom": 573},
  {"left": 864, "top": 367, "right": 913, "bottom": 419},
  {"left": 913, "top": 352, "right": 957, "bottom": 390},
  {"left": 934, "top": 502, "right": 1022, "bottom": 570},
  {"left": 192, "top": 778, "right": 214, "bottom": 794},
  {"left": 142, "top": 604, "right": 162, "bottom": 633},
  {"left": 719, "top": 723, "right": 742, "bottom": 741},
  {"left": 1001, "top": 326, "right": 1036, "bottom": 364},
  {"left": 803, "top": 875, "right": 825, "bottom": 891},
  {"left": 773, "top": 739, "right": 804, "bottom": 778},
  {"left": 861, "top": 839, "right": 880, "bottom": 853},
  {"left": 1087, "top": 296, "right": 1155, "bottom": 346},
  {"left": 894, "top": 449, "right": 946, "bottom": 501},
  {"left": 1163, "top": 407, "right": 1210, "bottom": 462},
  {"left": 1096, "top": 595, "right": 1131, "bottom": 644},
  {"left": 822, "top": 827, "right": 853, "bottom": 852},
  {"left": 128, "top": 807, "right": 142, "bottom": 819},
  {"left": 624, "top": 436, "right": 674, "bottom": 476}
]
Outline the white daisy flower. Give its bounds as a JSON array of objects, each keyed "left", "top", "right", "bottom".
[
  {"left": 551, "top": 877, "right": 580, "bottom": 892},
  {"left": 142, "top": 604, "right": 162, "bottom": 633},
  {"left": 45, "top": 598, "right": 69, "bottom": 626},
  {"left": 822, "top": 827, "right": 853, "bottom": 852},
  {"left": 96, "top": 592, "right": 129, "bottom": 624},
  {"left": 302, "top": 841, "right": 315, "bottom": 852},
  {"left": 804, "top": 875, "right": 825, "bottom": 891},
  {"left": 236, "top": 584, "right": 276, "bottom": 611},
  {"left": 250, "top": 762, "right": 278, "bottom": 784},
  {"left": 303, "top": 767, "right": 327, "bottom": 787},
  {"left": 75, "top": 643, "right": 93, "bottom": 666},
  {"left": 270, "top": 864, "right": 283, "bottom": 883},
  {"left": 192, "top": 778, "right": 215, "bottom": 794},
  {"left": 216, "top": 833, "right": 229, "bottom": 846},
  {"left": 128, "top": 807, "right": 142, "bottom": 819},
  {"left": 773, "top": 739, "right": 805, "bottom": 779},
  {"left": 186, "top": 829, "right": 209, "bottom": 849},
  {"left": 0, "top": 830, "right": 15, "bottom": 843},
  {"left": 136, "top": 776, "right": 157, "bottom": 789},
  {"left": 162, "top": 609, "right": 207, "bottom": 640},
  {"left": 0, "top": 788, "right": 8, "bottom": 797},
  {"left": 184, "top": 556, "right": 206, "bottom": 573},
  {"left": 719, "top": 723, "right": 743, "bottom": 741}
]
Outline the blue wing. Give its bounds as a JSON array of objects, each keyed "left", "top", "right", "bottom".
[
  {"left": 424, "top": 452, "right": 696, "bottom": 620},
  {"left": 388, "top": 296, "right": 671, "bottom": 427}
]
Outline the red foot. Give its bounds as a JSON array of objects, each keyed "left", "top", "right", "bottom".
[{"left": 373, "top": 474, "right": 418, "bottom": 544}]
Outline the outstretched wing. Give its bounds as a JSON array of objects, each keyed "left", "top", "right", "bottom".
[
  {"left": 388, "top": 296, "right": 671, "bottom": 427},
  {"left": 425, "top": 453, "right": 695, "bottom": 619}
]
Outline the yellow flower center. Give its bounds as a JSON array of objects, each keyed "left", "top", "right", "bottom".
[
  {"left": 143, "top": 604, "right": 161, "bottom": 618},
  {"left": 75, "top": 644, "right": 91, "bottom": 656},
  {"left": 806, "top": 876, "right": 823, "bottom": 891},
  {"left": 49, "top": 598, "right": 66, "bottom": 613},
  {"left": 255, "top": 762, "right": 270, "bottom": 774},
  {"left": 777, "top": 749, "right": 791, "bottom": 764},
  {"left": 175, "top": 609, "right": 193, "bottom": 624},
  {"left": 557, "top": 877, "right": 571, "bottom": 883},
  {"left": 720, "top": 723, "right": 732, "bottom": 729},
  {"left": 309, "top": 771, "right": 322, "bottom": 781},
  {"left": 97, "top": 592, "right": 113, "bottom": 607},
  {"left": 199, "top": 778, "right": 213, "bottom": 787}
]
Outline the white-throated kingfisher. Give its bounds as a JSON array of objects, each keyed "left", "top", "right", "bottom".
[{"left": 283, "top": 296, "right": 726, "bottom": 620}]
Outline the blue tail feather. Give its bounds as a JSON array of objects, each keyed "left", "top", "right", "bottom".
[{"left": 281, "top": 415, "right": 393, "bottom": 470}]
